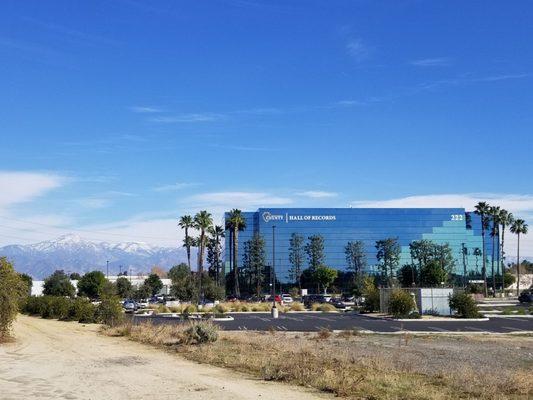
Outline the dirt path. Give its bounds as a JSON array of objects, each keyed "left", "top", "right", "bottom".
[{"left": 0, "top": 316, "right": 327, "bottom": 400}]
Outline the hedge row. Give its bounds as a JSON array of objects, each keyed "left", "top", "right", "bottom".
[{"left": 22, "top": 295, "right": 123, "bottom": 325}]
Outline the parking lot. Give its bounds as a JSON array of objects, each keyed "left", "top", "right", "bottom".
[{"left": 135, "top": 312, "right": 533, "bottom": 333}]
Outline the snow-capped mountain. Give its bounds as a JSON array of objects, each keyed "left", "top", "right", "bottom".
[{"left": 0, "top": 234, "right": 191, "bottom": 279}]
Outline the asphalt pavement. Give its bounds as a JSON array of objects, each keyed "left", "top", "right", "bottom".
[{"left": 134, "top": 312, "right": 533, "bottom": 333}]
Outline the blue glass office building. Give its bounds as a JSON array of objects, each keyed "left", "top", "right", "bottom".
[{"left": 224, "top": 208, "right": 494, "bottom": 282}]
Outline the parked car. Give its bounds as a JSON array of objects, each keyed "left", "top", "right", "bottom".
[
  {"left": 329, "top": 298, "right": 347, "bottom": 309},
  {"left": 246, "top": 295, "right": 264, "bottom": 302},
  {"left": 266, "top": 294, "right": 281, "bottom": 303},
  {"left": 302, "top": 294, "right": 329, "bottom": 307},
  {"left": 281, "top": 294, "right": 293, "bottom": 304},
  {"left": 137, "top": 300, "right": 149, "bottom": 308},
  {"left": 123, "top": 300, "right": 138, "bottom": 313},
  {"left": 518, "top": 290, "right": 533, "bottom": 303}
]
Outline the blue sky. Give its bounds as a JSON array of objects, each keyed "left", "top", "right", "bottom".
[{"left": 1, "top": 0, "right": 532, "bottom": 253}]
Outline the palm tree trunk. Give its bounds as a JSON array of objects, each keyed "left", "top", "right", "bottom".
[
  {"left": 233, "top": 227, "right": 240, "bottom": 297},
  {"left": 491, "top": 233, "right": 496, "bottom": 297},
  {"left": 516, "top": 233, "right": 520, "bottom": 296},
  {"left": 500, "top": 224, "right": 505, "bottom": 297},
  {"left": 481, "top": 220, "right": 488, "bottom": 297},
  {"left": 185, "top": 227, "right": 191, "bottom": 269}
]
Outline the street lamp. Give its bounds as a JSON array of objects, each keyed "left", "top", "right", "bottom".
[
  {"left": 106, "top": 260, "right": 109, "bottom": 279},
  {"left": 271, "top": 225, "right": 278, "bottom": 318}
]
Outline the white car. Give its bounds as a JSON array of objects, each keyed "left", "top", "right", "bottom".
[{"left": 281, "top": 294, "right": 293, "bottom": 304}]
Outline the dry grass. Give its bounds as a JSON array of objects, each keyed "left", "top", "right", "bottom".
[
  {"left": 310, "top": 302, "right": 337, "bottom": 312},
  {"left": 104, "top": 320, "right": 218, "bottom": 345},
  {"left": 102, "top": 321, "right": 533, "bottom": 399}
]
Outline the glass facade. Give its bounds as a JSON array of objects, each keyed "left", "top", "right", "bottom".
[{"left": 224, "top": 208, "right": 495, "bottom": 282}]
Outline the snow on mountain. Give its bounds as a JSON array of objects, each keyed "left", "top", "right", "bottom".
[{"left": 0, "top": 234, "right": 191, "bottom": 279}]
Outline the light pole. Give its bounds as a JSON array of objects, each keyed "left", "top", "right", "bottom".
[
  {"left": 106, "top": 260, "right": 109, "bottom": 279},
  {"left": 271, "top": 225, "right": 278, "bottom": 318}
]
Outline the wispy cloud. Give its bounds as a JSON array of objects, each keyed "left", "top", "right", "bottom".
[
  {"left": 129, "top": 106, "right": 164, "bottom": 113},
  {"left": 23, "top": 17, "right": 121, "bottom": 47},
  {"left": 334, "top": 100, "right": 365, "bottom": 107},
  {"left": 208, "top": 144, "right": 280, "bottom": 152},
  {"left": 0, "top": 37, "right": 70, "bottom": 66},
  {"left": 149, "top": 113, "right": 223, "bottom": 123},
  {"left": 346, "top": 38, "right": 371, "bottom": 62},
  {"left": 417, "top": 73, "right": 530, "bottom": 91},
  {"left": 351, "top": 193, "right": 533, "bottom": 212},
  {"left": 297, "top": 191, "right": 338, "bottom": 199},
  {"left": 0, "top": 171, "right": 67, "bottom": 209},
  {"left": 153, "top": 182, "right": 200, "bottom": 192},
  {"left": 74, "top": 191, "right": 136, "bottom": 210},
  {"left": 188, "top": 191, "right": 293, "bottom": 210},
  {"left": 410, "top": 57, "right": 452, "bottom": 67}
]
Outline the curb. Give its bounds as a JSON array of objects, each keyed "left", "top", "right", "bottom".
[
  {"left": 482, "top": 314, "right": 533, "bottom": 319},
  {"left": 394, "top": 317, "right": 489, "bottom": 322},
  {"left": 342, "top": 330, "right": 533, "bottom": 335}
]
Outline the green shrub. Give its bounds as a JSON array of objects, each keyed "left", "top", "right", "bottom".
[
  {"left": 388, "top": 290, "right": 416, "bottom": 318},
  {"left": 168, "top": 305, "right": 183, "bottom": 313},
  {"left": 23, "top": 296, "right": 43, "bottom": 315},
  {"left": 39, "top": 296, "right": 55, "bottom": 318},
  {"left": 182, "top": 304, "right": 197, "bottom": 314},
  {"left": 213, "top": 304, "right": 229, "bottom": 314},
  {"left": 96, "top": 295, "right": 124, "bottom": 326},
  {"left": 184, "top": 321, "right": 218, "bottom": 344},
  {"left": 449, "top": 292, "right": 481, "bottom": 318},
  {"left": 0, "top": 258, "right": 27, "bottom": 339},
  {"left": 155, "top": 304, "right": 171, "bottom": 314},
  {"left": 50, "top": 296, "right": 70, "bottom": 320},
  {"left": 362, "top": 276, "right": 380, "bottom": 312},
  {"left": 69, "top": 298, "right": 96, "bottom": 323}
]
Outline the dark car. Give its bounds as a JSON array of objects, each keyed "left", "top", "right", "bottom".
[
  {"left": 518, "top": 290, "right": 533, "bottom": 303},
  {"left": 123, "top": 300, "right": 138, "bottom": 313},
  {"left": 329, "top": 298, "right": 347, "bottom": 309},
  {"left": 303, "top": 294, "right": 329, "bottom": 308}
]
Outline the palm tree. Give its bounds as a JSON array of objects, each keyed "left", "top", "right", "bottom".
[
  {"left": 474, "top": 202, "right": 491, "bottom": 297},
  {"left": 194, "top": 211, "right": 213, "bottom": 275},
  {"left": 178, "top": 215, "right": 194, "bottom": 269},
  {"left": 473, "top": 247, "right": 482, "bottom": 274},
  {"left": 226, "top": 209, "right": 246, "bottom": 297},
  {"left": 209, "top": 225, "right": 225, "bottom": 285},
  {"left": 489, "top": 206, "right": 500, "bottom": 297},
  {"left": 510, "top": 219, "right": 528, "bottom": 296},
  {"left": 498, "top": 209, "right": 514, "bottom": 295}
]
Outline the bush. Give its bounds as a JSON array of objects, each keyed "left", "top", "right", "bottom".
[
  {"left": 96, "top": 295, "right": 124, "bottom": 326},
  {"left": 311, "top": 303, "right": 337, "bottom": 312},
  {"left": 213, "top": 303, "right": 229, "bottom": 314},
  {"left": 362, "top": 276, "right": 380, "bottom": 312},
  {"left": 0, "top": 258, "right": 27, "bottom": 339},
  {"left": 289, "top": 302, "right": 305, "bottom": 311},
  {"left": 22, "top": 296, "right": 97, "bottom": 323},
  {"left": 69, "top": 298, "right": 96, "bottom": 323},
  {"left": 183, "top": 321, "right": 218, "bottom": 344},
  {"left": 38, "top": 296, "right": 55, "bottom": 318},
  {"left": 388, "top": 290, "right": 416, "bottom": 318},
  {"left": 154, "top": 304, "right": 170, "bottom": 314},
  {"left": 449, "top": 292, "right": 481, "bottom": 318},
  {"left": 50, "top": 296, "right": 70, "bottom": 320},
  {"left": 182, "top": 304, "right": 197, "bottom": 314},
  {"left": 168, "top": 305, "right": 183, "bottom": 313}
]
